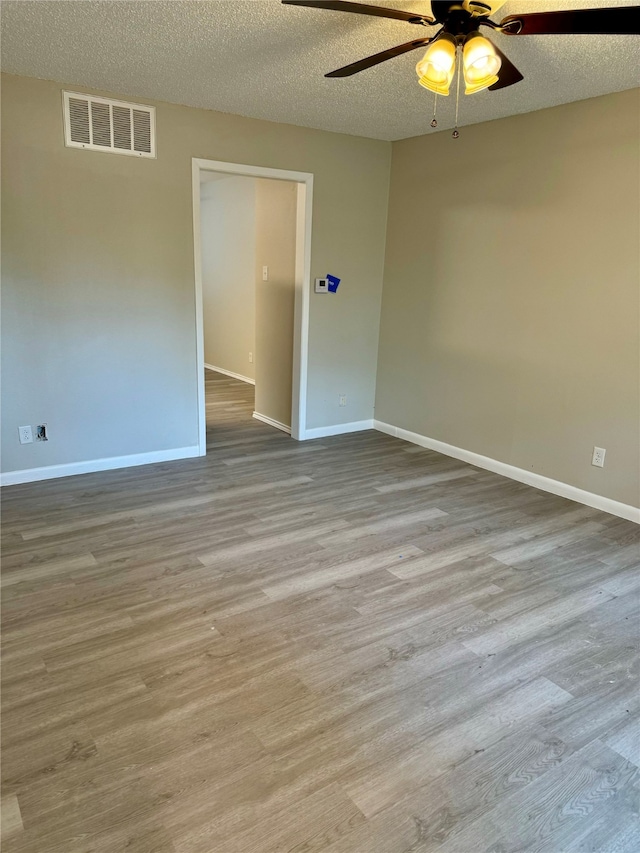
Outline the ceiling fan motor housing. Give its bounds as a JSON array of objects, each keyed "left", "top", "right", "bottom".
[
  {"left": 436, "top": 4, "right": 494, "bottom": 42},
  {"left": 432, "top": 1, "right": 491, "bottom": 24},
  {"left": 467, "top": 2, "right": 493, "bottom": 15}
]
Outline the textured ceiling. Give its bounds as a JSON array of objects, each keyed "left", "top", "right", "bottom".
[{"left": 2, "top": 0, "right": 638, "bottom": 140}]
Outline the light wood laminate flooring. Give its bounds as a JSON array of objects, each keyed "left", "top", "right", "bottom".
[{"left": 1, "top": 369, "right": 639, "bottom": 852}]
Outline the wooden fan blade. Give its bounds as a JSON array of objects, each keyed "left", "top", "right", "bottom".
[
  {"left": 499, "top": 6, "right": 640, "bottom": 35},
  {"left": 487, "top": 44, "right": 524, "bottom": 90},
  {"left": 325, "top": 35, "right": 439, "bottom": 76},
  {"left": 282, "top": 0, "right": 434, "bottom": 25}
]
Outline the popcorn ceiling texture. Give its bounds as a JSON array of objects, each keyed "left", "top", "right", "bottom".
[{"left": 1, "top": 0, "right": 637, "bottom": 140}]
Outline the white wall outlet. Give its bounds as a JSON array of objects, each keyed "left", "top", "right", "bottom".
[
  {"left": 249, "top": 352, "right": 253, "bottom": 363},
  {"left": 18, "top": 425, "right": 33, "bottom": 444},
  {"left": 315, "top": 278, "right": 329, "bottom": 294},
  {"left": 262, "top": 266, "right": 269, "bottom": 281},
  {"left": 36, "top": 424, "right": 48, "bottom": 441},
  {"left": 339, "top": 394, "right": 347, "bottom": 407},
  {"left": 592, "top": 446, "right": 606, "bottom": 468}
]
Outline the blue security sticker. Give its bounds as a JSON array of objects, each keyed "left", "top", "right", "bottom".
[{"left": 327, "top": 274, "right": 341, "bottom": 293}]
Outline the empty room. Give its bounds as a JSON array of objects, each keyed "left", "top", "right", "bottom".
[{"left": 1, "top": 2, "right": 639, "bottom": 851}]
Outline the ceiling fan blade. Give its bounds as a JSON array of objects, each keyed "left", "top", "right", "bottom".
[
  {"left": 325, "top": 34, "right": 439, "bottom": 76},
  {"left": 282, "top": 0, "right": 434, "bottom": 25},
  {"left": 487, "top": 44, "right": 524, "bottom": 90},
  {"left": 499, "top": 6, "right": 640, "bottom": 35}
]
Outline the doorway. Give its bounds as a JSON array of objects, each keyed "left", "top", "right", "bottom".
[{"left": 192, "top": 159, "right": 313, "bottom": 453}]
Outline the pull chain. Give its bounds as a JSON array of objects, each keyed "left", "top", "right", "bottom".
[
  {"left": 431, "top": 92, "right": 438, "bottom": 128},
  {"left": 452, "top": 44, "right": 461, "bottom": 139}
]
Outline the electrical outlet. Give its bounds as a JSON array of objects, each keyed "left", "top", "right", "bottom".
[
  {"left": 592, "top": 446, "right": 606, "bottom": 468},
  {"left": 262, "top": 266, "right": 269, "bottom": 281},
  {"left": 249, "top": 352, "right": 253, "bottom": 363},
  {"left": 339, "top": 394, "right": 347, "bottom": 407},
  {"left": 36, "top": 424, "right": 48, "bottom": 441},
  {"left": 18, "top": 425, "right": 33, "bottom": 444}
]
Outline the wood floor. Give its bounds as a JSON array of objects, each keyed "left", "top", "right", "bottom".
[{"left": 2, "top": 369, "right": 639, "bottom": 852}]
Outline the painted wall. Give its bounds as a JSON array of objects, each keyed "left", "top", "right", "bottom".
[
  {"left": 200, "top": 175, "right": 256, "bottom": 382},
  {"left": 1, "top": 73, "right": 391, "bottom": 475},
  {"left": 254, "top": 178, "right": 297, "bottom": 429},
  {"left": 376, "top": 90, "right": 640, "bottom": 507}
]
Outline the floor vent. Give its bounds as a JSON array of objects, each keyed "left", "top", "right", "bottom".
[{"left": 63, "top": 92, "right": 156, "bottom": 158}]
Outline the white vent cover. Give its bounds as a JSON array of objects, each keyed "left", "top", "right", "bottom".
[{"left": 63, "top": 92, "right": 156, "bottom": 158}]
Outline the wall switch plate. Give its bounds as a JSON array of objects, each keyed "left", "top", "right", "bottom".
[
  {"left": 262, "top": 266, "right": 269, "bottom": 281},
  {"left": 315, "top": 278, "right": 329, "bottom": 294},
  {"left": 591, "top": 446, "right": 606, "bottom": 468},
  {"left": 339, "top": 394, "right": 347, "bottom": 407},
  {"left": 36, "top": 424, "right": 48, "bottom": 441},
  {"left": 249, "top": 352, "right": 253, "bottom": 363},
  {"left": 19, "top": 425, "right": 33, "bottom": 444}
]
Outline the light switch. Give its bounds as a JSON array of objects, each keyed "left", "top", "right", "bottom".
[{"left": 262, "top": 266, "right": 269, "bottom": 281}]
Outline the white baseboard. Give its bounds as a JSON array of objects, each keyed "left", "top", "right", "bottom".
[
  {"left": 253, "top": 412, "right": 291, "bottom": 434},
  {"left": 374, "top": 420, "right": 640, "bottom": 524},
  {"left": 303, "top": 420, "right": 374, "bottom": 440},
  {"left": 204, "top": 363, "right": 255, "bottom": 385},
  {"left": 0, "top": 446, "right": 201, "bottom": 487}
]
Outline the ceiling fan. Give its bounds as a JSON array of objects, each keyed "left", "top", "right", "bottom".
[{"left": 282, "top": 1, "right": 639, "bottom": 98}]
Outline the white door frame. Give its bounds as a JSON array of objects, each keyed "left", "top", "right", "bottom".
[{"left": 192, "top": 158, "right": 313, "bottom": 452}]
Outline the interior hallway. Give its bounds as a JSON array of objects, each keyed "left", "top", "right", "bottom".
[
  {"left": 1, "top": 371, "right": 639, "bottom": 852},
  {"left": 205, "top": 366, "right": 257, "bottom": 436}
]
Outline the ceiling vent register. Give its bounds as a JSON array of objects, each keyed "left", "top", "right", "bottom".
[{"left": 63, "top": 91, "right": 156, "bottom": 158}]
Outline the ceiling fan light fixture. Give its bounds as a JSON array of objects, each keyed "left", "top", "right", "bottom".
[
  {"left": 463, "top": 31, "right": 501, "bottom": 94},
  {"left": 416, "top": 33, "right": 457, "bottom": 96}
]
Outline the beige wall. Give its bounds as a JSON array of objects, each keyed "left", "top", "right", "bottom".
[
  {"left": 1, "top": 73, "right": 390, "bottom": 474},
  {"left": 254, "top": 178, "right": 297, "bottom": 429},
  {"left": 3, "top": 72, "right": 637, "bottom": 508},
  {"left": 201, "top": 175, "right": 256, "bottom": 381},
  {"left": 376, "top": 90, "right": 640, "bottom": 507}
]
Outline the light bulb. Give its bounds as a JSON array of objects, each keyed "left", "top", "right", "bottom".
[
  {"left": 416, "top": 34, "right": 457, "bottom": 96},
  {"left": 463, "top": 32, "right": 501, "bottom": 94}
]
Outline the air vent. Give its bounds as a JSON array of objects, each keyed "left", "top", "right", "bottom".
[{"left": 63, "top": 92, "right": 156, "bottom": 158}]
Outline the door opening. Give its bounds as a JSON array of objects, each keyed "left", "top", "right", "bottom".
[{"left": 192, "top": 159, "right": 313, "bottom": 452}]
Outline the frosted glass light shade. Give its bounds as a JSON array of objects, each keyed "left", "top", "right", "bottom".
[
  {"left": 416, "top": 34, "right": 457, "bottom": 96},
  {"left": 463, "top": 32, "right": 501, "bottom": 94}
]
